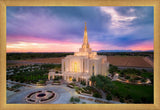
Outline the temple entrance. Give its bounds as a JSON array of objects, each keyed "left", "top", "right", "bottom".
[{"left": 69, "top": 76, "right": 72, "bottom": 81}]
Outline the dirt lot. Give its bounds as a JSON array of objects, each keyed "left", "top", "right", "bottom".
[
  {"left": 7, "top": 57, "right": 64, "bottom": 67},
  {"left": 7, "top": 56, "right": 153, "bottom": 68},
  {"left": 107, "top": 56, "right": 152, "bottom": 68}
]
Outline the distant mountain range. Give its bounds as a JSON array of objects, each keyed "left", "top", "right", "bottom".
[{"left": 97, "top": 50, "right": 153, "bottom": 52}]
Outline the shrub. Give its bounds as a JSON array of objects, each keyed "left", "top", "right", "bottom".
[
  {"left": 72, "top": 78, "right": 76, "bottom": 82},
  {"left": 128, "top": 99, "right": 133, "bottom": 103},
  {"left": 115, "top": 92, "right": 120, "bottom": 98},
  {"left": 125, "top": 76, "right": 130, "bottom": 79},
  {"left": 141, "top": 78, "right": 146, "bottom": 83},
  {"left": 70, "top": 97, "right": 80, "bottom": 103},
  {"left": 74, "top": 97, "right": 80, "bottom": 102},
  {"left": 134, "top": 77, "right": 141, "bottom": 80},
  {"left": 54, "top": 76, "right": 60, "bottom": 80},
  {"left": 106, "top": 94, "right": 112, "bottom": 100},
  {"left": 93, "top": 92, "right": 102, "bottom": 98},
  {"left": 38, "top": 80, "right": 45, "bottom": 84},
  {"left": 119, "top": 97, "right": 125, "bottom": 103},
  {"left": 129, "top": 78, "right": 135, "bottom": 83},
  {"left": 141, "top": 97, "right": 148, "bottom": 103},
  {"left": 70, "top": 97, "right": 74, "bottom": 103},
  {"left": 142, "top": 69, "right": 147, "bottom": 72},
  {"left": 133, "top": 98, "right": 141, "bottom": 103},
  {"left": 125, "top": 95, "right": 132, "bottom": 100},
  {"left": 74, "top": 87, "right": 81, "bottom": 94},
  {"left": 81, "top": 81, "right": 86, "bottom": 86}
]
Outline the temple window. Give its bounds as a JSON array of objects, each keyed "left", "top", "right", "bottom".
[
  {"left": 64, "top": 62, "right": 65, "bottom": 72},
  {"left": 92, "top": 64, "right": 94, "bottom": 75},
  {"left": 74, "top": 62, "right": 77, "bottom": 72}
]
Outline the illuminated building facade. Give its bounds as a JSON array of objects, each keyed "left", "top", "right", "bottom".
[{"left": 61, "top": 23, "right": 109, "bottom": 84}]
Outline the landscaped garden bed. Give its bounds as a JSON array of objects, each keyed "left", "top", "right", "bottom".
[
  {"left": 7, "top": 84, "right": 22, "bottom": 92},
  {"left": 7, "top": 64, "right": 61, "bottom": 85},
  {"left": 52, "top": 81, "right": 61, "bottom": 85},
  {"left": 111, "top": 81, "right": 153, "bottom": 103},
  {"left": 109, "top": 64, "right": 153, "bottom": 85},
  {"left": 67, "top": 83, "right": 77, "bottom": 88}
]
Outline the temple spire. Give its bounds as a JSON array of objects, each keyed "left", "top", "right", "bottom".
[{"left": 82, "top": 22, "right": 89, "bottom": 48}]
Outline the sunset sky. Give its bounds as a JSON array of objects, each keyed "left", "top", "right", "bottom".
[{"left": 7, "top": 6, "right": 154, "bottom": 52}]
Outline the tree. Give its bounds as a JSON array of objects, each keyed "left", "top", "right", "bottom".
[
  {"left": 90, "top": 75, "right": 96, "bottom": 86},
  {"left": 90, "top": 75, "right": 113, "bottom": 92},
  {"left": 95, "top": 77, "right": 104, "bottom": 89},
  {"left": 109, "top": 64, "right": 118, "bottom": 75}
]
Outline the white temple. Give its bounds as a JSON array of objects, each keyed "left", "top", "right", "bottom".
[{"left": 61, "top": 22, "right": 109, "bottom": 85}]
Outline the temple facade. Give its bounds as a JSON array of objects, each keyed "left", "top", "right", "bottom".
[{"left": 61, "top": 23, "right": 109, "bottom": 84}]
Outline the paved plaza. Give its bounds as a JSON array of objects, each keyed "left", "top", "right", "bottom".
[{"left": 7, "top": 84, "right": 99, "bottom": 104}]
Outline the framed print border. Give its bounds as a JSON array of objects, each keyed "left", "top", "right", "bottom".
[{"left": 0, "top": 0, "right": 160, "bottom": 110}]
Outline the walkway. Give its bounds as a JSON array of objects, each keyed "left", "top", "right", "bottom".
[{"left": 7, "top": 82, "right": 122, "bottom": 104}]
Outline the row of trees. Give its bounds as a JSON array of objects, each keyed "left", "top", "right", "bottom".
[
  {"left": 98, "top": 52, "right": 153, "bottom": 57},
  {"left": 7, "top": 53, "right": 73, "bottom": 60}
]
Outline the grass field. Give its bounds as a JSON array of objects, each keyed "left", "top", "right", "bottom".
[{"left": 111, "top": 81, "right": 153, "bottom": 103}]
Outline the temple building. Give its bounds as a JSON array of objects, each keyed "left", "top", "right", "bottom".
[{"left": 61, "top": 22, "right": 109, "bottom": 84}]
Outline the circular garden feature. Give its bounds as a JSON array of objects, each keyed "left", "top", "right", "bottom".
[
  {"left": 25, "top": 90, "right": 56, "bottom": 103},
  {"left": 37, "top": 93, "right": 46, "bottom": 97}
]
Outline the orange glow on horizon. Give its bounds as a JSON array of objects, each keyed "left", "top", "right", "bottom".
[
  {"left": 7, "top": 36, "right": 153, "bottom": 52},
  {"left": 7, "top": 41, "right": 81, "bottom": 52}
]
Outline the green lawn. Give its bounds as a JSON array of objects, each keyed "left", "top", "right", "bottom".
[{"left": 111, "top": 81, "right": 153, "bottom": 103}]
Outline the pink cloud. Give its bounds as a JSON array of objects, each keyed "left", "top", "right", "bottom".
[{"left": 128, "top": 41, "right": 153, "bottom": 51}]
